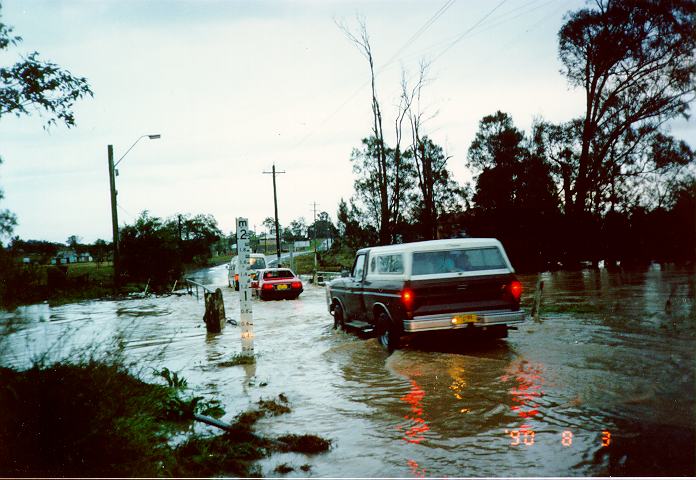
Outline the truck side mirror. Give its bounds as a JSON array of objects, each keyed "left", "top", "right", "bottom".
[{"left": 341, "top": 269, "right": 350, "bottom": 278}]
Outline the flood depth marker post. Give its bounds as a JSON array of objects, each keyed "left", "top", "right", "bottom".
[{"left": 237, "top": 217, "right": 254, "bottom": 355}]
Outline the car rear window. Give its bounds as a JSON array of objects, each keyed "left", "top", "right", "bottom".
[
  {"left": 263, "top": 269, "right": 294, "bottom": 279},
  {"left": 412, "top": 247, "right": 507, "bottom": 275}
]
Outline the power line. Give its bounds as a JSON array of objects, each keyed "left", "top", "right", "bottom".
[
  {"left": 292, "top": 0, "right": 457, "bottom": 150},
  {"left": 398, "top": 0, "right": 553, "bottom": 62},
  {"left": 430, "top": 0, "right": 509, "bottom": 64},
  {"left": 116, "top": 203, "right": 136, "bottom": 224},
  {"left": 291, "top": 0, "right": 546, "bottom": 156},
  {"left": 378, "top": 0, "right": 457, "bottom": 73}
]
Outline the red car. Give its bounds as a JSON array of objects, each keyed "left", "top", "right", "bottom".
[{"left": 255, "top": 268, "right": 303, "bottom": 300}]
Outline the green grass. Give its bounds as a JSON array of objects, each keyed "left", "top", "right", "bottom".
[
  {"left": 0, "top": 360, "right": 179, "bottom": 477},
  {"left": 293, "top": 250, "right": 355, "bottom": 274},
  {"left": 1, "top": 261, "right": 177, "bottom": 308},
  {"left": 0, "top": 360, "right": 331, "bottom": 477},
  {"left": 219, "top": 352, "right": 256, "bottom": 367},
  {"left": 207, "top": 253, "right": 234, "bottom": 267}
]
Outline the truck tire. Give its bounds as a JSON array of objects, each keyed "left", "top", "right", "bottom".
[
  {"left": 488, "top": 325, "right": 508, "bottom": 339},
  {"left": 333, "top": 303, "right": 345, "bottom": 330},
  {"left": 376, "top": 311, "right": 400, "bottom": 353}
]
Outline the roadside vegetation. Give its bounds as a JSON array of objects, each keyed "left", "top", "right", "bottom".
[
  {"left": 0, "top": 355, "right": 331, "bottom": 477},
  {"left": 293, "top": 245, "right": 356, "bottom": 275},
  {"left": 0, "top": 212, "right": 231, "bottom": 309}
]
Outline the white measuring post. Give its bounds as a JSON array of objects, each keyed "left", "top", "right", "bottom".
[{"left": 236, "top": 217, "right": 254, "bottom": 354}]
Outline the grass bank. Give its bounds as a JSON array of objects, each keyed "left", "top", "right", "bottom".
[
  {"left": 0, "top": 360, "right": 331, "bottom": 477},
  {"left": 1, "top": 257, "right": 224, "bottom": 309},
  {"left": 0, "top": 262, "right": 133, "bottom": 308},
  {"left": 293, "top": 250, "right": 355, "bottom": 275}
]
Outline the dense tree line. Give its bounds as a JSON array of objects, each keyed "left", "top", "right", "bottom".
[
  {"left": 118, "top": 211, "right": 222, "bottom": 286},
  {"left": 337, "top": 0, "right": 695, "bottom": 271}
]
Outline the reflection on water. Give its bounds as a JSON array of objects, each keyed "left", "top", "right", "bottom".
[
  {"left": 399, "top": 379, "right": 429, "bottom": 444},
  {"left": 0, "top": 266, "right": 694, "bottom": 476}
]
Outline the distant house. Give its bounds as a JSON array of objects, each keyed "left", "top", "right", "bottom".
[
  {"left": 78, "top": 253, "right": 93, "bottom": 263},
  {"left": 51, "top": 250, "right": 78, "bottom": 265},
  {"left": 293, "top": 240, "right": 310, "bottom": 250}
]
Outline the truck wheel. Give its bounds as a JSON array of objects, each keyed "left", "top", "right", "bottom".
[
  {"left": 488, "top": 325, "right": 508, "bottom": 339},
  {"left": 333, "top": 303, "right": 345, "bottom": 330},
  {"left": 376, "top": 311, "right": 399, "bottom": 353}
]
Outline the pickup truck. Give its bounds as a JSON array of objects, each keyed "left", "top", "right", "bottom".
[
  {"left": 228, "top": 253, "right": 267, "bottom": 290},
  {"left": 325, "top": 238, "right": 525, "bottom": 351}
]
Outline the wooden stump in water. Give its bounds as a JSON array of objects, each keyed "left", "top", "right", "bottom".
[
  {"left": 531, "top": 277, "right": 544, "bottom": 323},
  {"left": 204, "top": 288, "right": 226, "bottom": 333}
]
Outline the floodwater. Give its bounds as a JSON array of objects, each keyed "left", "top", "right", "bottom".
[{"left": 1, "top": 265, "right": 694, "bottom": 477}]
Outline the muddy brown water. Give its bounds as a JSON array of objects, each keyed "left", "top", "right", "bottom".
[{"left": 1, "top": 265, "right": 694, "bottom": 476}]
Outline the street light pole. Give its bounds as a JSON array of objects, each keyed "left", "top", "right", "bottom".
[{"left": 108, "top": 134, "right": 161, "bottom": 289}]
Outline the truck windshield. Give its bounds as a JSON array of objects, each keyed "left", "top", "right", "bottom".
[
  {"left": 249, "top": 257, "right": 266, "bottom": 269},
  {"left": 412, "top": 247, "right": 506, "bottom": 275}
]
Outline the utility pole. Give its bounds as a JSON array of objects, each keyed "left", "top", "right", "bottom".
[
  {"left": 311, "top": 201, "right": 318, "bottom": 284},
  {"left": 107, "top": 134, "right": 160, "bottom": 290},
  {"left": 263, "top": 164, "right": 285, "bottom": 262},
  {"left": 107, "top": 145, "right": 119, "bottom": 289}
]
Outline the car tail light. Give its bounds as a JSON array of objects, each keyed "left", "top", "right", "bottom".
[
  {"left": 509, "top": 280, "right": 522, "bottom": 301},
  {"left": 262, "top": 283, "right": 274, "bottom": 290},
  {"left": 291, "top": 281, "right": 302, "bottom": 289},
  {"left": 401, "top": 288, "right": 414, "bottom": 309}
]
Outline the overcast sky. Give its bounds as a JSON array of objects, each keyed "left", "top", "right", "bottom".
[{"left": 1, "top": 0, "right": 694, "bottom": 244}]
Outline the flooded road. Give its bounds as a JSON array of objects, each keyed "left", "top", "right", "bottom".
[{"left": 1, "top": 265, "right": 694, "bottom": 476}]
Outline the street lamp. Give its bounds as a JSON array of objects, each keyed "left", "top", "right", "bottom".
[{"left": 108, "top": 134, "right": 161, "bottom": 288}]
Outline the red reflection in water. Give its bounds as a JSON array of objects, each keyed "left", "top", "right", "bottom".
[
  {"left": 398, "top": 380, "right": 430, "bottom": 444},
  {"left": 398, "top": 379, "right": 430, "bottom": 477},
  {"left": 407, "top": 459, "right": 427, "bottom": 477},
  {"left": 502, "top": 360, "right": 545, "bottom": 422},
  {"left": 502, "top": 360, "right": 546, "bottom": 446}
]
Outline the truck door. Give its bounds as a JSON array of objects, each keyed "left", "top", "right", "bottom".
[{"left": 346, "top": 252, "right": 367, "bottom": 320}]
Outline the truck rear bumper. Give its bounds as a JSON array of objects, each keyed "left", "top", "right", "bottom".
[{"left": 403, "top": 309, "right": 526, "bottom": 333}]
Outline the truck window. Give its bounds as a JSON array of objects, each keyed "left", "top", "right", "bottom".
[
  {"left": 352, "top": 254, "right": 366, "bottom": 279},
  {"left": 371, "top": 254, "right": 404, "bottom": 274},
  {"left": 412, "top": 247, "right": 506, "bottom": 274},
  {"left": 250, "top": 257, "right": 266, "bottom": 269}
]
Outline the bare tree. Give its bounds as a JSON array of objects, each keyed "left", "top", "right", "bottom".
[
  {"left": 402, "top": 61, "right": 442, "bottom": 239},
  {"left": 338, "top": 17, "right": 392, "bottom": 244}
]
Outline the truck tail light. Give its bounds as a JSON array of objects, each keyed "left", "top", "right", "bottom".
[
  {"left": 401, "top": 288, "right": 414, "bottom": 309},
  {"left": 291, "top": 281, "right": 302, "bottom": 289},
  {"left": 262, "top": 283, "right": 274, "bottom": 291},
  {"left": 509, "top": 280, "right": 522, "bottom": 301}
]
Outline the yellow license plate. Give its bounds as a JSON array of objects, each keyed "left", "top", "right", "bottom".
[
  {"left": 276, "top": 284, "right": 289, "bottom": 290},
  {"left": 452, "top": 314, "right": 477, "bottom": 325}
]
